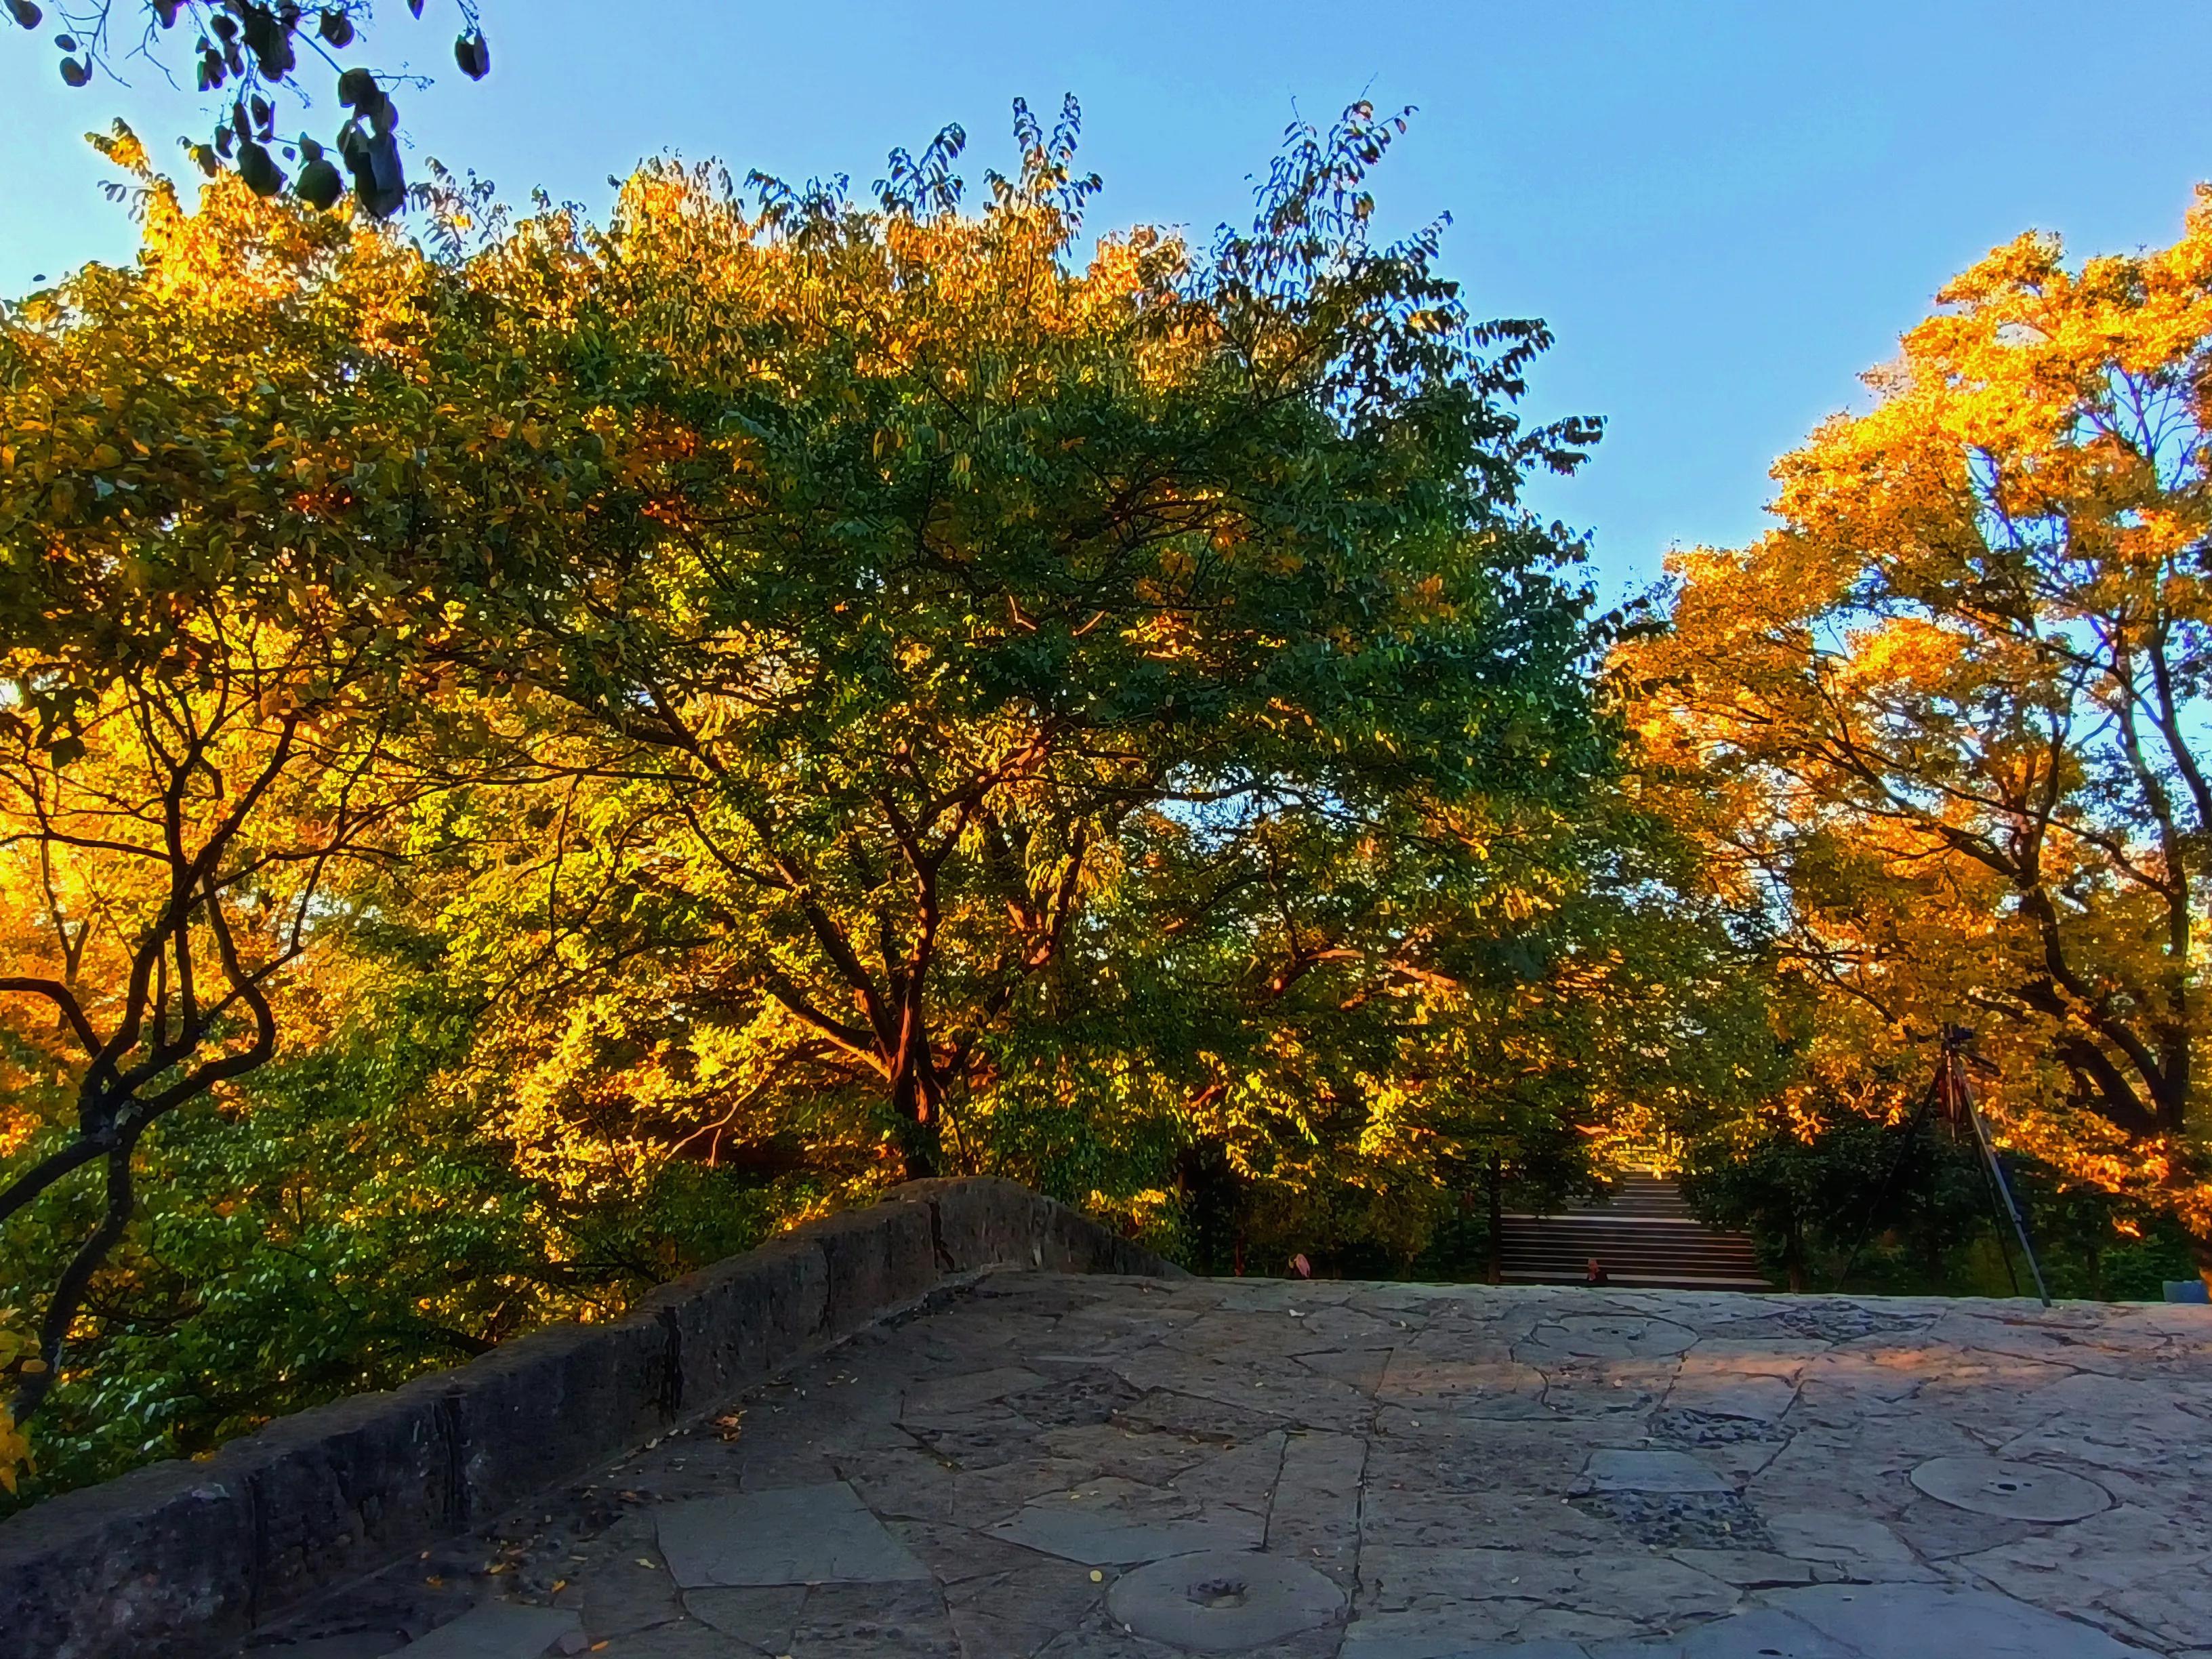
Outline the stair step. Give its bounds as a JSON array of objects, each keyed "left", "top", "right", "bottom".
[
  {"left": 1504, "top": 1247, "right": 1761, "bottom": 1256},
  {"left": 1501, "top": 1262, "right": 1764, "bottom": 1275},
  {"left": 1491, "top": 1174, "right": 1767, "bottom": 1289},
  {"left": 1500, "top": 1248, "right": 1761, "bottom": 1261},
  {"left": 1501, "top": 1271, "right": 1774, "bottom": 1291},
  {"left": 1500, "top": 1248, "right": 1738, "bottom": 1255},
  {"left": 1502, "top": 1255, "right": 1760, "bottom": 1265}
]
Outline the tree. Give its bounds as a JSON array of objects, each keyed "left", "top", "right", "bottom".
[
  {"left": 0, "top": 626, "right": 434, "bottom": 1425},
  {"left": 428, "top": 100, "right": 1612, "bottom": 1183},
  {"left": 1084, "top": 789, "right": 1771, "bottom": 1279},
  {"left": 1679, "top": 1053, "right": 1999, "bottom": 1295},
  {"left": 0, "top": 136, "right": 631, "bottom": 1445},
  {"left": 5, "top": 1, "right": 491, "bottom": 213},
  {"left": 1629, "top": 187, "right": 2212, "bottom": 1279},
  {"left": 3, "top": 102, "right": 1672, "bottom": 1497},
  {"left": 0, "top": 917, "right": 830, "bottom": 1511}
]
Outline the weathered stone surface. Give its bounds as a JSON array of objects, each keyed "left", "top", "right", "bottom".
[
  {"left": 1759, "top": 1512, "right": 1933, "bottom": 1582},
  {"left": 1765, "top": 1581, "right": 2162, "bottom": 1656},
  {"left": 770, "top": 1580, "right": 957, "bottom": 1656},
  {"left": 2, "top": 1179, "right": 1180, "bottom": 1658},
  {"left": 902, "top": 1364, "right": 1046, "bottom": 1420},
  {"left": 377, "top": 1601, "right": 581, "bottom": 1658},
  {"left": 941, "top": 1552, "right": 1104, "bottom": 1655},
  {"left": 1266, "top": 1429, "right": 1368, "bottom": 1584},
  {"left": 793, "top": 1202, "right": 943, "bottom": 1337},
  {"left": 1570, "top": 1489, "right": 1770, "bottom": 1550},
  {"left": 1660, "top": 1368, "right": 1798, "bottom": 1423},
  {"left": 1355, "top": 1544, "right": 1738, "bottom": 1644},
  {"left": 0, "top": 1457, "right": 254, "bottom": 1659},
  {"left": 882, "top": 1176, "right": 1191, "bottom": 1283},
  {"left": 1578, "top": 1450, "right": 1732, "bottom": 1495},
  {"left": 247, "top": 1637, "right": 400, "bottom": 1659},
  {"left": 442, "top": 1317, "right": 675, "bottom": 1525},
  {"left": 987, "top": 1473, "right": 1264, "bottom": 1564},
  {"left": 1664, "top": 1548, "right": 1826, "bottom": 1589},
  {"left": 636, "top": 1237, "right": 830, "bottom": 1411},
  {"left": 684, "top": 1583, "right": 805, "bottom": 1645},
  {"left": 1039, "top": 1197, "right": 1150, "bottom": 1277},
  {"left": 583, "top": 1618, "right": 760, "bottom": 1657},
  {"left": 1951, "top": 1499, "right": 2212, "bottom": 1650},
  {"left": 1635, "top": 1604, "right": 1854, "bottom": 1656},
  {"left": 886, "top": 1175, "right": 1049, "bottom": 1272},
  {"left": 150, "top": 1270, "right": 2212, "bottom": 1659},
  {"left": 216, "top": 1385, "right": 455, "bottom": 1612},
  {"left": 655, "top": 1483, "right": 931, "bottom": 1586},
  {"left": 579, "top": 1545, "right": 688, "bottom": 1641},
  {"left": 1298, "top": 1346, "right": 1396, "bottom": 1395},
  {"left": 4, "top": 1387, "right": 456, "bottom": 1659}
]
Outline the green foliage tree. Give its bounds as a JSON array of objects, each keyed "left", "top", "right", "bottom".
[
  {"left": 3, "top": 929, "right": 825, "bottom": 1509},
  {"left": 0, "top": 103, "right": 1771, "bottom": 1508},
  {"left": 1681, "top": 1102, "right": 1982, "bottom": 1292},
  {"left": 1682, "top": 1096, "right": 2203, "bottom": 1298},
  {"left": 424, "top": 100, "right": 1614, "bottom": 1189}
]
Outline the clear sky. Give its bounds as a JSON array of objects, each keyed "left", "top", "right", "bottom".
[{"left": 4, "top": 1, "right": 2209, "bottom": 600}]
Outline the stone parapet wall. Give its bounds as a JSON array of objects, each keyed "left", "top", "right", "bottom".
[{"left": 0, "top": 1177, "right": 1182, "bottom": 1659}]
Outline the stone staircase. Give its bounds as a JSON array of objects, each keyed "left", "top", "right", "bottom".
[{"left": 1498, "top": 1172, "right": 1771, "bottom": 1291}]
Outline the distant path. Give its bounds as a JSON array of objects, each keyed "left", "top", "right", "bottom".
[{"left": 1500, "top": 1172, "right": 1771, "bottom": 1290}]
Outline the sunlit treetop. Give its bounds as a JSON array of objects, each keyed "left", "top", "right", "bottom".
[{"left": 1624, "top": 186, "right": 2212, "bottom": 1258}]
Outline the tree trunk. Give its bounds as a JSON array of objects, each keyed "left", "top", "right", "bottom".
[
  {"left": 1175, "top": 1140, "right": 1237, "bottom": 1276},
  {"left": 888, "top": 1067, "right": 943, "bottom": 1180},
  {"left": 1485, "top": 1153, "right": 1504, "bottom": 1286}
]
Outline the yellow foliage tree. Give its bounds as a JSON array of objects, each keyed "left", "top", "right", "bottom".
[
  {"left": 0, "top": 1307, "right": 34, "bottom": 1490},
  {"left": 0, "top": 137, "right": 583, "bottom": 1425},
  {"left": 1630, "top": 187, "right": 2212, "bottom": 1277}
]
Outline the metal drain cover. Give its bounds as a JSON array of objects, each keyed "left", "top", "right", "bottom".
[
  {"left": 1105, "top": 1549, "right": 1345, "bottom": 1652},
  {"left": 1908, "top": 1456, "right": 2110, "bottom": 1523}
]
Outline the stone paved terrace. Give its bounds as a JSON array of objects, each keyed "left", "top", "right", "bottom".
[{"left": 241, "top": 1273, "right": 2212, "bottom": 1659}]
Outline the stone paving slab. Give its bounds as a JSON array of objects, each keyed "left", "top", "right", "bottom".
[
  {"left": 374, "top": 1603, "right": 583, "bottom": 1658},
  {"left": 657, "top": 1484, "right": 933, "bottom": 1586},
  {"left": 241, "top": 1276, "right": 2212, "bottom": 1658}
]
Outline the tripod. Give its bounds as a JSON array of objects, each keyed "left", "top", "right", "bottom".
[{"left": 1833, "top": 1026, "right": 2051, "bottom": 1306}]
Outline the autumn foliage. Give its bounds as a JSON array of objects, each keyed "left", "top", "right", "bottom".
[
  {"left": 7, "top": 99, "right": 2209, "bottom": 1510},
  {"left": 1629, "top": 186, "right": 2212, "bottom": 1273},
  {"left": 3, "top": 105, "right": 1771, "bottom": 1502}
]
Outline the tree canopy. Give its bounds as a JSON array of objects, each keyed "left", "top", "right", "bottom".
[
  {"left": 17, "top": 61, "right": 2200, "bottom": 1522},
  {"left": 1629, "top": 188, "right": 2212, "bottom": 1275},
  {"left": 420, "top": 100, "right": 1616, "bottom": 1180},
  {"left": 0, "top": 101, "right": 1738, "bottom": 1502}
]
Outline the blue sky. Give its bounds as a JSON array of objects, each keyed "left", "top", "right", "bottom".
[{"left": 4, "top": 1, "right": 2209, "bottom": 600}]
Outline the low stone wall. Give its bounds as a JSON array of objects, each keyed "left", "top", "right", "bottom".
[{"left": 0, "top": 1176, "right": 1183, "bottom": 1659}]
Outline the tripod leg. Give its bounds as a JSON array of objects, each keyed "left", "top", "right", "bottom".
[
  {"left": 1975, "top": 1132, "right": 2023, "bottom": 1296},
  {"left": 1957, "top": 1067, "right": 2050, "bottom": 1307}
]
